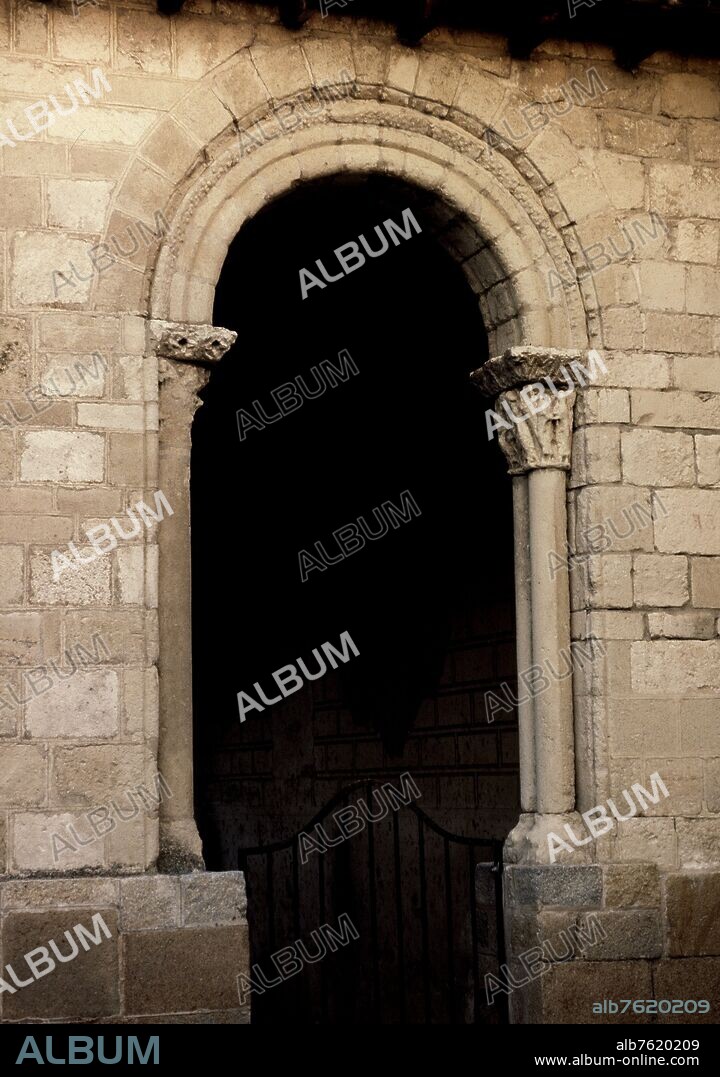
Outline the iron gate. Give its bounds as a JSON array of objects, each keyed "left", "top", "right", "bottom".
[{"left": 237, "top": 780, "right": 507, "bottom": 1025}]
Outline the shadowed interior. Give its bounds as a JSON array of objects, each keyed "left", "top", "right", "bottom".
[{"left": 190, "top": 174, "right": 519, "bottom": 1022}]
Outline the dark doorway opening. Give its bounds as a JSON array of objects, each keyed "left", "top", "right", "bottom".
[{"left": 191, "top": 174, "right": 519, "bottom": 1023}]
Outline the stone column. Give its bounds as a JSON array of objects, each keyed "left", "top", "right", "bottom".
[
  {"left": 472, "top": 347, "right": 584, "bottom": 861},
  {"left": 511, "top": 474, "right": 534, "bottom": 812},
  {"left": 149, "top": 319, "right": 237, "bottom": 868}
]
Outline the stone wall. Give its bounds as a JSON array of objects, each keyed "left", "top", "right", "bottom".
[
  {"left": 0, "top": 872, "right": 248, "bottom": 1022},
  {"left": 503, "top": 864, "right": 720, "bottom": 1023},
  {"left": 0, "top": 0, "right": 718, "bottom": 1023}
]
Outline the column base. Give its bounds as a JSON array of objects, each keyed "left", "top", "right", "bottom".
[
  {"left": 504, "top": 812, "right": 595, "bottom": 865},
  {"left": 159, "top": 820, "right": 206, "bottom": 873}
]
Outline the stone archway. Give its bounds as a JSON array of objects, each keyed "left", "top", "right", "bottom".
[
  {"left": 186, "top": 171, "right": 523, "bottom": 1021},
  {"left": 124, "top": 59, "right": 613, "bottom": 870},
  {"left": 147, "top": 106, "right": 592, "bottom": 352}
]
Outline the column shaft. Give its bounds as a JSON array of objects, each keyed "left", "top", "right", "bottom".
[
  {"left": 512, "top": 474, "right": 536, "bottom": 812},
  {"left": 528, "top": 469, "right": 575, "bottom": 813}
]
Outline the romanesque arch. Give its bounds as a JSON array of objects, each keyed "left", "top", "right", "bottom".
[{"left": 94, "top": 44, "right": 627, "bottom": 864}]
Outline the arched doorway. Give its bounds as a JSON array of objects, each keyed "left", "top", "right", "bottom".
[{"left": 190, "top": 174, "right": 519, "bottom": 1023}]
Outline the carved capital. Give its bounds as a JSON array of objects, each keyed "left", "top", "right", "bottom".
[
  {"left": 470, "top": 346, "right": 585, "bottom": 396},
  {"left": 470, "top": 345, "right": 599, "bottom": 475},
  {"left": 497, "top": 387, "right": 575, "bottom": 475},
  {"left": 149, "top": 319, "right": 236, "bottom": 366},
  {"left": 152, "top": 320, "right": 236, "bottom": 444}
]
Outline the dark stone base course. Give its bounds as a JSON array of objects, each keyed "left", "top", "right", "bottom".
[
  {"left": 666, "top": 875, "right": 720, "bottom": 956},
  {"left": 541, "top": 958, "right": 720, "bottom": 1025},
  {"left": 2, "top": 909, "right": 120, "bottom": 1021},
  {"left": 654, "top": 959, "right": 720, "bottom": 1023},
  {"left": 1, "top": 917, "right": 249, "bottom": 1022},
  {"left": 123, "top": 926, "right": 249, "bottom": 1014},
  {"left": 2, "top": 870, "right": 718, "bottom": 1023},
  {"left": 0, "top": 873, "right": 249, "bottom": 1024}
]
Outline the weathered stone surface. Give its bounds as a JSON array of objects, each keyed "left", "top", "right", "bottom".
[
  {"left": 603, "top": 864, "right": 660, "bottom": 907},
  {"left": 0, "top": 612, "right": 45, "bottom": 666},
  {"left": 675, "top": 355, "right": 720, "bottom": 394},
  {"left": 638, "top": 261, "right": 685, "bottom": 312},
  {"left": 149, "top": 320, "right": 236, "bottom": 365},
  {"left": 11, "top": 232, "right": 93, "bottom": 306},
  {"left": 0, "top": 744, "right": 47, "bottom": 807},
  {"left": 661, "top": 73, "right": 719, "bottom": 118},
  {"left": 666, "top": 873, "right": 720, "bottom": 955},
  {"left": 0, "top": 545, "right": 24, "bottom": 605},
  {"left": 707, "top": 759, "right": 720, "bottom": 813},
  {"left": 37, "top": 313, "right": 120, "bottom": 354},
  {"left": 1, "top": 878, "right": 119, "bottom": 910},
  {"left": 576, "top": 610, "right": 644, "bottom": 640},
  {"left": 47, "top": 178, "right": 114, "bottom": 232},
  {"left": 575, "top": 387, "right": 630, "bottom": 425},
  {"left": 647, "top": 611, "right": 715, "bottom": 638},
  {"left": 504, "top": 813, "right": 594, "bottom": 866},
  {"left": 678, "top": 699, "right": 720, "bottom": 754},
  {"left": 12, "top": 811, "right": 105, "bottom": 871},
  {"left": 180, "top": 871, "right": 248, "bottom": 926},
  {"left": 54, "top": 104, "right": 158, "bottom": 147},
  {"left": 114, "top": 354, "right": 145, "bottom": 400},
  {"left": 63, "top": 610, "right": 149, "bottom": 665},
  {"left": 676, "top": 819, "right": 720, "bottom": 870},
  {"left": 108, "top": 432, "right": 145, "bottom": 485},
  {"left": 497, "top": 389, "right": 575, "bottom": 474},
  {"left": 570, "top": 426, "right": 621, "bottom": 486},
  {"left": 0, "top": 515, "right": 72, "bottom": 544},
  {"left": 608, "top": 698, "right": 680, "bottom": 758},
  {"left": 571, "top": 553, "right": 633, "bottom": 610},
  {"left": 621, "top": 428, "right": 694, "bottom": 486},
  {"left": 123, "top": 925, "right": 249, "bottom": 1014},
  {"left": 611, "top": 818, "right": 678, "bottom": 871},
  {"left": 115, "top": 546, "right": 155, "bottom": 606},
  {"left": 107, "top": 807, "right": 151, "bottom": 870},
  {"left": 121, "top": 666, "right": 158, "bottom": 737},
  {"left": 613, "top": 759, "right": 700, "bottom": 815},
  {"left": 51, "top": 5, "right": 112, "bottom": 64},
  {"left": 696, "top": 434, "right": 720, "bottom": 487},
  {"left": 471, "top": 347, "right": 585, "bottom": 395},
  {"left": 654, "top": 489, "right": 720, "bottom": 554},
  {"left": 631, "top": 641, "right": 720, "bottom": 695},
  {"left": 51, "top": 744, "right": 151, "bottom": 808},
  {"left": 56, "top": 488, "right": 121, "bottom": 515},
  {"left": 20, "top": 431, "right": 104, "bottom": 483},
  {"left": 0, "top": 669, "right": 20, "bottom": 737},
  {"left": 542, "top": 960, "right": 653, "bottom": 1023},
  {"left": 507, "top": 866, "right": 603, "bottom": 908},
  {"left": 77, "top": 403, "right": 145, "bottom": 431},
  {"left": 654, "top": 959, "right": 720, "bottom": 1019},
  {"left": 1, "top": 909, "right": 119, "bottom": 1020},
  {"left": 26, "top": 670, "right": 119, "bottom": 738},
  {"left": 675, "top": 220, "right": 720, "bottom": 264},
  {"left": 633, "top": 554, "right": 689, "bottom": 607},
  {"left": 30, "top": 547, "right": 111, "bottom": 606},
  {"left": 538, "top": 909, "right": 663, "bottom": 960},
  {"left": 119, "top": 875, "right": 181, "bottom": 931},
  {"left": 633, "top": 389, "right": 720, "bottom": 431}
]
